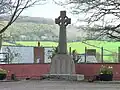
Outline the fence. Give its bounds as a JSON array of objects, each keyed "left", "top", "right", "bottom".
[
  {"left": 0, "top": 45, "right": 120, "bottom": 64},
  {"left": 69, "top": 46, "right": 120, "bottom": 63},
  {"left": 0, "top": 46, "right": 56, "bottom": 64}
]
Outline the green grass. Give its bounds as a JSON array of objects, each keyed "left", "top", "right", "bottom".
[
  {"left": 16, "top": 41, "right": 58, "bottom": 47},
  {"left": 3, "top": 40, "right": 120, "bottom": 54},
  {"left": 2, "top": 40, "right": 120, "bottom": 62},
  {"left": 3, "top": 42, "right": 15, "bottom": 46}
]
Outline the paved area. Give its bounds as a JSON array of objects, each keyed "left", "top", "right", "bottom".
[{"left": 0, "top": 80, "right": 120, "bottom": 90}]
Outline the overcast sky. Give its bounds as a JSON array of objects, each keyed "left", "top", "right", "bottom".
[
  {"left": 20, "top": 0, "right": 119, "bottom": 26},
  {"left": 21, "top": 0, "right": 80, "bottom": 24}
]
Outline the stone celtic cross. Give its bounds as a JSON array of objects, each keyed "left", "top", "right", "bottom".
[{"left": 55, "top": 11, "right": 71, "bottom": 54}]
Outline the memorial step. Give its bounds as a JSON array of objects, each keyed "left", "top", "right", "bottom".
[{"left": 41, "top": 74, "right": 84, "bottom": 81}]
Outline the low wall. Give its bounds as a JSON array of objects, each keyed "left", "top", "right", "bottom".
[
  {"left": 0, "top": 63, "right": 120, "bottom": 80},
  {"left": 76, "top": 63, "right": 120, "bottom": 80},
  {"left": 0, "top": 64, "right": 50, "bottom": 79}
]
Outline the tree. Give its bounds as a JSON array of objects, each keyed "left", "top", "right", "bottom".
[
  {"left": 0, "top": 0, "right": 47, "bottom": 34},
  {"left": 0, "top": 0, "right": 46, "bottom": 50},
  {"left": 54, "top": 0, "right": 120, "bottom": 40},
  {"left": 0, "top": 0, "right": 11, "bottom": 15}
]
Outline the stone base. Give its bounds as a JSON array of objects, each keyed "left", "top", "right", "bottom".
[
  {"left": 50, "top": 54, "right": 75, "bottom": 74},
  {"left": 42, "top": 74, "right": 84, "bottom": 81}
]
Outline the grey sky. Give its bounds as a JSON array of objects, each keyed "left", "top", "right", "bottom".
[
  {"left": 20, "top": 0, "right": 82, "bottom": 24},
  {"left": 21, "top": 0, "right": 119, "bottom": 26}
]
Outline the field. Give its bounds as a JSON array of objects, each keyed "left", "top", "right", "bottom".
[{"left": 2, "top": 40, "right": 120, "bottom": 62}]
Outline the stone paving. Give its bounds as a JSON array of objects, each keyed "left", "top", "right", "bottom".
[{"left": 0, "top": 80, "right": 120, "bottom": 90}]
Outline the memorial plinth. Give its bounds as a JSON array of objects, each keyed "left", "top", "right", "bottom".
[
  {"left": 50, "top": 54, "right": 75, "bottom": 74},
  {"left": 46, "top": 11, "right": 84, "bottom": 81}
]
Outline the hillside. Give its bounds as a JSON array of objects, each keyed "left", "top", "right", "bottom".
[
  {"left": 1, "top": 16, "right": 87, "bottom": 42},
  {"left": 0, "top": 16, "right": 54, "bottom": 25}
]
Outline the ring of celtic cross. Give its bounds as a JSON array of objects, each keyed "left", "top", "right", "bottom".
[
  {"left": 55, "top": 10, "right": 71, "bottom": 27},
  {"left": 57, "top": 16, "right": 70, "bottom": 26}
]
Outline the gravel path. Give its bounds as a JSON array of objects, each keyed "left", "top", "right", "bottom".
[{"left": 0, "top": 80, "right": 120, "bottom": 90}]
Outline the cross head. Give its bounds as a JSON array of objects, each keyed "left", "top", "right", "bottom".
[{"left": 55, "top": 11, "right": 71, "bottom": 27}]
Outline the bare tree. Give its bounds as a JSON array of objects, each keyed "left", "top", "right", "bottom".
[
  {"left": 53, "top": 0, "right": 120, "bottom": 40},
  {"left": 0, "top": 0, "right": 46, "bottom": 50},
  {"left": 0, "top": 0, "right": 47, "bottom": 34}
]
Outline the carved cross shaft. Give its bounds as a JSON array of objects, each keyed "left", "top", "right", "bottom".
[{"left": 55, "top": 11, "right": 71, "bottom": 54}]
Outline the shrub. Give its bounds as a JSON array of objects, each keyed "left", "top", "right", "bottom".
[
  {"left": 99, "top": 65, "right": 113, "bottom": 75},
  {"left": 0, "top": 68, "right": 8, "bottom": 74}
]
